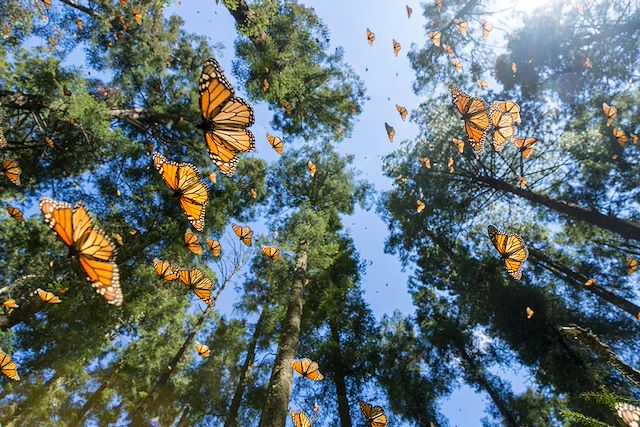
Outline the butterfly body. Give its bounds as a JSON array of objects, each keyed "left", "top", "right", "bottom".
[{"left": 359, "top": 400, "right": 388, "bottom": 427}]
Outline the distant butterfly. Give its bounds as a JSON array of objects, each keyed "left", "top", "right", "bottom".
[
  {"left": 455, "top": 19, "right": 468, "bottom": 36},
  {"left": 451, "top": 58, "right": 462, "bottom": 72},
  {"left": 153, "top": 152, "right": 209, "bottom": 232},
  {"left": 493, "top": 100, "right": 521, "bottom": 124},
  {"left": 585, "top": 278, "right": 596, "bottom": 286},
  {"left": 513, "top": 137, "right": 538, "bottom": 159},
  {"left": 3, "top": 299, "right": 18, "bottom": 309},
  {"left": 112, "top": 233, "right": 123, "bottom": 245},
  {"left": 511, "top": 62, "right": 517, "bottom": 74},
  {"left": 613, "top": 128, "right": 628, "bottom": 146},
  {"left": 232, "top": 223, "right": 253, "bottom": 246},
  {"left": 291, "top": 358, "right": 324, "bottom": 381},
  {"left": 416, "top": 200, "right": 425, "bottom": 213},
  {"left": 207, "top": 238, "right": 221, "bottom": 257},
  {"left": 40, "top": 197, "right": 123, "bottom": 306},
  {"left": 132, "top": 9, "right": 142, "bottom": 24},
  {"left": 289, "top": 409, "right": 316, "bottom": 427},
  {"left": 392, "top": 39, "right": 401, "bottom": 57},
  {"left": 385, "top": 122, "right": 395, "bottom": 142},
  {"left": 366, "top": 28, "right": 375, "bottom": 46},
  {"left": 518, "top": 176, "right": 527, "bottom": 189},
  {"left": 0, "top": 349, "right": 19, "bottom": 381},
  {"left": 184, "top": 229, "right": 203, "bottom": 255},
  {"left": 627, "top": 256, "right": 638, "bottom": 275},
  {"left": 442, "top": 44, "right": 454, "bottom": 56},
  {"left": 75, "top": 18, "right": 83, "bottom": 30},
  {"left": 419, "top": 157, "right": 431, "bottom": 169},
  {"left": 479, "top": 19, "right": 493, "bottom": 39},
  {"left": 42, "top": 0, "right": 51, "bottom": 9},
  {"left": 477, "top": 80, "right": 489, "bottom": 90},
  {"left": 266, "top": 133, "right": 284, "bottom": 154},
  {"left": 488, "top": 225, "right": 528, "bottom": 280},
  {"left": 406, "top": 5, "right": 413, "bottom": 18},
  {"left": 428, "top": 31, "right": 441, "bottom": 47},
  {"left": 584, "top": 56, "right": 592, "bottom": 68},
  {"left": 250, "top": 188, "right": 257, "bottom": 199},
  {"left": 208, "top": 171, "right": 217, "bottom": 184},
  {"left": 177, "top": 267, "right": 214, "bottom": 306},
  {"left": 526, "top": 307, "right": 534, "bottom": 319},
  {"left": 615, "top": 402, "right": 640, "bottom": 427},
  {"left": 195, "top": 341, "right": 211, "bottom": 358},
  {"left": 36, "top": 288, "right": 61, "bottom": 304},
  {"left": 197, "top": 57, "right": 255, "bottom": 176},
  {"left": 396, "top": 104, "right": 408, "bottom": 121},
  {"left": 631, "top": 134, "right": 638, "bottom": 145},
  {"left": 6, "top": 206, "right": 24, "bottom": 222},
  {"left": 307, "top": 161, "right": 317, "bottom": 177},
  {"left": 262, "top": 245, "right": 281, "bottom": 260},
  {"left": 434, "top": 0, "right": 442, "bottom": 11},
  {"left": 359, "top": 400, "right": 388, "bottom": 427},
  {"left": 490, "top": 103, "right": 517, "bottom": 151},
  {"left": 452, "top": 138, "right": 464, "bottom": 153},
  {"left": 280, "top": 100, "right": 292, "bottom": 115},
  {"left": 2, "top": 159, "right": 21, "bottom": 185},
  {"left": 450, "top": 86, "right": 489, "bottom": 154},
  {"left": 153, "top": 258, "right": 179, "bottom": 281},
  {"left": 262, "top": 78, "right": 269, "bottom": 92},
  {"left": 448, "top": 157, "right": 454, "bottom": 173}
]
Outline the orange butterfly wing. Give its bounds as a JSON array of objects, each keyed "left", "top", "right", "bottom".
[
  {"left": 0, "top": 350, "right": 20, "bottom": 381},
  {"left": 207, "top": 238, "right": 221, "bottom": 257},
  {"left": 513, "top": 137, "right": 538, "bottom": 159},
  {"left": 2, "top": 159, "right": 21, "bottom": 185},
  {"left": 184, "top": 229, "right": 203, "bottom": 255},
  {"left": 261, "top": 245, "right": 281, "bottom": 260},
  {"left": 232, "top": 223, "right": 253, "bottom": 246},
  {"left": 178, "top": 268, "right": 214, "bottom": 306},
  {"left": 291, "top": 358, "right": 324, "bottom": 381},
  {"left": 450, "top": 87, "right": 489, "bottom": 153},
  {"left": 359, "top": 401, "right": 388, "bottom": 427},
  {"left": 153, "top": 258, "right": 179, "bottom": 281},
  {"left": 488, "top": 225, "right": 528, "bottom": 280}
]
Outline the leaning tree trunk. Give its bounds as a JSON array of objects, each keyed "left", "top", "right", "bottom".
[
  {"left": 259, "top": 240, "right": 308, "bottom": 427},
  {"left": 329, "top": 321, "right": 353, "bottom": 427},
  {"left": 225, "top": 309, "right": 267, "bottom": 427}
]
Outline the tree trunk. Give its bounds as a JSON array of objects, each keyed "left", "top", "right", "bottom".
[
  {"left": 471, "top": 174, "right": 640, "bottom": 242},
  {"left": 329, "top": 322, "right": 352, "bottom": 427},
  {"left": 529, "top": 248, "right": 640, "bottom": 319},
  {"left": 259, "top": 240, "right": 308, "bottom": 427},
  {"left": 224, "top": 309, "right": 267, "bottom": 427},
  {"left": 70, "top": 366, "right": 122, "bottom": 427},
  {"left": 224, "top": 0, "right": 268, "bottom": 45},
  {"left": 0, "top": 298, "right": 46, "bottom": 331}
]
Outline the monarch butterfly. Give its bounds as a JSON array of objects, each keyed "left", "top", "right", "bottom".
[
  {"left": 435, "top": 0, "right": 442, "bottom": 11},
  {"left": 266, "top": 133, "right": 284, "bottom": 154},
  {"left": 488, "top": 225, "right": 528, "bottom": 280},
  {"left": 450, "top": 86, "right": 489, "bottom": 153},
  {"left": 261, "top": 245, "right": 281, "bottom": 260},
  {"left": 615, "top": 402, "right": 640, "bottom": 426},
  {"left": 208, "top": 171, "right": 217, "bottom": 184},
  {"left": 406, "top": 5, "right": 413, "bottom": 18},
  {"left": 207, "top": 238, "right": 221, "bottom": 257},
  {"left": 0, "top": 350, "right": 19, "bottom": 381},
  {"left": 419, "top": 157, "right": 431, "bottom": 169},
  {"left": 40, "top": 197, "right": 123, "bottom": 306},
  {"left": 442, "top": 44, "right": 454, "bottom": 56},
  {"left": 232, "top": 223, "right": 253, "bottom": 246},
  {"left": 448, "top": 157, "right": 454, "bottom": 173},
  {"left": 392, "top": 39, "right": 401, "bottom": 57},
  {"left": 195, "top": 341, "right": 211, "bottom": 358},
  {"left": 366, "top": 28, "right": 375, "bottom": 46},
  {"left": 6, "top": 206, "right": 24, "bottom": 222},
  {"left": 492, "top": 100, "right": 521, "bottom": 124},
  {"left": 291, "top": 358, "right": 324, "bottom": 381},
  {"left": 526, "top": 307, "right": 534, "bottom": 319},
  {"left": 112, "top": 233, "right": 123, "bottom": 245},
  {"left": 359, "top": 400, "right": 387, "bottom": 427},
  {"left": 631, "top": 134, "right": 638, "bottom": 145},
  {"left": 280, "top": 99, "right": 292, "bottom": 115},
  {"left": 153, "top": 258, "right": 179, "bottom": 281},
  {"left": 585, "top": 278, "right": 596, "bottom": 286},
  {"left": 489, "top": 104, "right": 516, "bottom": 151},
  {"left": 2, "top": 159, "right": 21, "bottom": 185},
  {"left": 0, "top": 127, "right": 5, "bottom": 149},
  {"left": 613, "top": 128, "right": 628, "bottom": 146},
  {"left": 197, "top": 58, "right": 255, "bottom": 176},
  {"left": 42, "top": 0, "right": 51, "bottom": 9},
  {"left": 307, "top": 161, "right": 317, "bottom": 177},
  {"left": 3, "top": 299, "right": 18, "bottom": 309},
  {"left": 584, "top": 56, "right": 592, "bottom": 68},
  {"left": 479, "top": 19, "right": 493, "bottom": 39},
  {"left": 477, "top": 80, "right": 489, "bottom": 90},
  {"left": 513, "top": 137, "right": 538, "bottom": 159},
  {"left": 44, "top": 136, "right": 55, "bottom": 148},
  {"left": 627, "top": 256, "right": 638, "bottom": 275},
  {"left": 511, "top": 62, "right": 517, "bottom": 74},
  {"left": 289, "top": 409, "right": 315, "bottom": 427},
  {"left": 184, "top": 229, "right": 203, "bottom": 255},
  {"left": 152, "top": 152, "right": 209, "bottom": 232},
  {"left": 452, "top": 138, "right": 464, "bottom": 153},
  {"left": 428, "top": 31, "right": 441, "bottom": 47},
  {"left": 132, "top": 9, "right": 142, "bottom": 24},
  {"left": 262, "top": 78, "right": 269, "bottom": 92},
  {"left": 385, "top": 122, "right": 395, "bottom": 142},
  {"left": 396, "top": 105, "right": 408, "bottom": 121},
  {"left": 250, "top": 188, "right": 257, "bottom": 199},
  {"left": 455, "top": 19, "right": 468, "bottom": 36},
  {"left": 518, "top": 176, "right": 527, "bottom": 189},
  {"left": 36, "top": 288, "right": 62, "bottom": 304},
  {"left": 451, "top": 58, "right": 462, "bottom": 73},
  {"left": 177, "top": 268, "right": 214, "bottom": 306},
  {"left": 416, "top": 200, "right": 425, "bottom": 213}
]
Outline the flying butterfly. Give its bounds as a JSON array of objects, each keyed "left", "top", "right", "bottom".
[
  {"left": 207, "top": 238, "right": 221, "bottom": 257},
  {"left": 479, "top": 19, "right": 493, "bottom": 40},
  {"left": 75, "top": 19, "right": 83, "bottom": 30},
  {"left": 514, "top": 137, "right": 538, "bottom": 159},
  {"left": 488, "top": 225, "right": 528, "bottom": 280},
  {"left": 450, "top": 86, "right": 489, "bottom": 154},
  {"left": 451, "top": 58, "right": 462, "bottom": 73},
  {"left": 307, "top": 161, "right": 317, "bottom": 177},
  {"left": 406, "top": 5, "right": 413, "bottom": 18},
  {"left": 0, "top": 349, "right": 19, "bottom": 381},
  {"left": 153, "top": 152, "right": 209, "bottom": 232},
  {"left": 518, "top": 176, "right": 527, "bottom": 189},
  {"left": 262, "top": 245, "right": 281, "bottom": 261},
  {"left": 442, "top": 44, "right": 454, "bottom": 56},
  {"left": 266, "top": 133, "right": 284, "bottom": 154},
  {"left": 585, "top": 278, "right": 596, "bottom": 287},
  {"left": 2, "top": 159, "right": 21, "bottom": 186},
  {"left": 615, "top": 402, "right": 640, "bottom": 427},
  {"left": 448, "top": 157, "right": 454, "bottom": 173},
  {"left": 455, "top": 19, "right": 468, "bottom": 36},
  {"left": 112, "top": 233, "right": 123, "bottom": 245},
  {"left": 493, "top": 100, "right": 521, "bottom": 124},
  {"left": 41, "top": 0, "right": 51, "bottom": 9},
  {"left": 613, "top": 128, "right": 628, "bottom": 146},
  {"left": 490, "top": 103, "right": 517, "bottom": 151},
  {"left": 289, "top": 409, "right": 316, "bottom": 427},
  {"left": 36, "top": 288, "right": 62, "bottom": 304},
  {"left": 428, "top": 31, "right": 441, "bottom": 47},
  {"left": 416, "top": 200, "right": 425, "bottom": 213},
  {"left": 392, "top": 39, "right": 401, "bottom": 57},
  {"left": 132, "top": 9, "right": 142, "bottom": 24},
  {"left": 419, "top": 157, "right": 431, "bottom": 169},
  {"left": 511, "top": 62, "right": 518, "bottom": 74},
  {"left": 366, "top": 28, "right": 375, "bottom": 46},
  {"left": 477, "top": 80, "right": 489, "bottom": 90},
  {"left": 250, "top": 188, "right": 257, "bottom": 199},
  {"left": 184, "top": 229, "right": 204, "bottom": 255},
  {"left": 291, "top": 358, "right": 324, "bottom": 381},
  {"left": 177, "top": 267, "right": 214, "bottom": 306},
  {"left": 197, "top": 57, "right": 255, "bottom": 176},
  {"left": 153, "top": 258, "right": 179, "bottom": 281},
  {"left": 435, "top": 0, "right": 442, "bottom": 11},
  {"left": 452, "top": 138, "right": 464, "bottom": 153},
  {"left": 195, "top": 341, "right": 211, "bottom": 358},
  {"left": 40, "top": 197, "right": 123, "bottom": 306},
  {"left": 627, "top": 256, "right": 638, "bottom": 275},
  {"left": 396, "top": 104, "right": 408, "bottom": 121},
  {"left": 3, "top": 299, "right": 18, "bottom": 309},
  {"left": 6, "top": 206, "right": 24, "bottom": 222},
  {"left": 385, "top": 122, "right": 395, "bottom": 142},
  {"left": 602, "top": 102, "right": 617, "bottom": 127},
  {"left": 631, "top": 134, "right": 638, "bottom": 145},
  {"left": 262, "top": 78, "right": 269, "bottom": 92},
  {"left": 208, "top": 171, "right": 217, "bottom": 184},
  {"left": 232, "top": 223, "right": 253, "bottom": 246},
  {"left": 359, "top": 400, "right": 388, "bottom": 427},
  {"left": 526, "top": 307, "right": 534, "bottom": 319},
  {"left": 584, "top": 56, "right": 592, "bottom": 68}
]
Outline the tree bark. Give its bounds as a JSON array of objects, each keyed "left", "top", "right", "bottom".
[
  {"left": 224, "top": 310, "right": 267, "bottom": 427},
  {"left": 329, "top": 322, "right": 352, "bottom": 427},
  {"left": 0, "top": 298, "right": 46, "bottom": 331},
  {"left": 471, "top": 174, "right": 640, "bottom": 242},
  {"left": 259, "top": 240, "right": 308, "bottom": 427}
]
